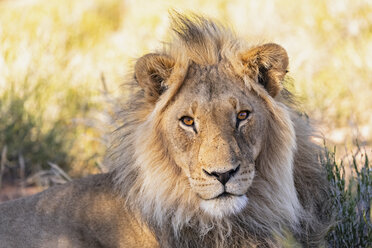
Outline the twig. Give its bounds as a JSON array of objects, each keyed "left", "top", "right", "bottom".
[
  {"left": 47, "top": 162, "right": 72, "bottom": 181},
  {"left": 18, "top": 154, "right": 25, "bottom": 195},
  {"left": 0, "top": 146, "right": 7, "bottom": 190},
  {"left": 101, "top": 72, "right": 109, "bottom": 94},
  {"left": 95, "top": 161, "right": 108, "bottom": 173}
]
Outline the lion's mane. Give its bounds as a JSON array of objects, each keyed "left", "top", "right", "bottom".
[{"left": 106, "top": 15, "right": 331, "bottom": 247}]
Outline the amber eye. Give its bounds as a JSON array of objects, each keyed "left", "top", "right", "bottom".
[
  {"left": 180, "top": 116, "right": 194, "bottom": 126},
  {"left": 237, "top": 111, "right": 250, "bottom": 121}
]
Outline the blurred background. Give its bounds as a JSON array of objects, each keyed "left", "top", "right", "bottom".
[{"left": 0, "top": 0, "right": 371, "bottom": 201}]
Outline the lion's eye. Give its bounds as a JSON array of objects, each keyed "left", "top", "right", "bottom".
[
  {"left": 180, "top": 116, "right": 194, "bottom": 126},
  {"left": 237, "top": 111, "right": 250, "bottom": 121}
]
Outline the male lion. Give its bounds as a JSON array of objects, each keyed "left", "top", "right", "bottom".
[{"left": 0, "top": 15, "right": 331, "bottom": 247}]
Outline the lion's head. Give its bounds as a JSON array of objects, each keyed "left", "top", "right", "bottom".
[
  {"left": 107, "top": 14, "right": 329, "bottom": 247},
  {"left": 153, "top": 59, "right": 287, "bottom": 218}
]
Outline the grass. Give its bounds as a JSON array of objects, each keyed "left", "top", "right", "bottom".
[
  {"left": 324, "top": 147, "right": 371, "bottom": 247},
  {"left": 0, "top": 0, "right": 126, "bottom": 178}
]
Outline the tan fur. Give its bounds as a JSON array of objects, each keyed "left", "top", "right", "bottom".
[{"left": 0, "top": 15, "right": 331, "bottom": 247}]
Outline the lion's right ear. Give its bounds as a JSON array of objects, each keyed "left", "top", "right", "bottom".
[
  {"left": 135, "top": 53, "right": 175, "bottom": 103},
  {"left": 240, "top": 43, "right": 288, "bottom": 98}
]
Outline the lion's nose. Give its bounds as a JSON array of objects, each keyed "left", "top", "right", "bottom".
[{"left": 203, "top": 165, "right": 240, "bottom": 185}]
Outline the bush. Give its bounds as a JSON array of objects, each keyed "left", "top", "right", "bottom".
[
  {"left": 0, "top": 0, "right": 124, "bottom": 180},
  {"left": 324, "top": 147, "right": 371, "bottom": 247},
  {"left": 0, "top": 82, "right": 75, "bottom": 178}
]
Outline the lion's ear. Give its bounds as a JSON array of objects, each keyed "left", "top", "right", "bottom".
[
  {"left": 135, "top": 53, "right": 175, "bottom": 102},
  {"left": 240, "top": 43, "right": 288, "bottom": 97}
]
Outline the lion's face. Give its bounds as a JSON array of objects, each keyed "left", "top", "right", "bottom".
[
  {"left": 161, "top": 63, "right": 267, "bottom": 217},
  {"left": 133, "top": 42, "right": 289, "bottom": 219}
]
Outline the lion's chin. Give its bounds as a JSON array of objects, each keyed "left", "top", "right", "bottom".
[{"left": 200, "top": 195, "right": 248, "bottom": 218}]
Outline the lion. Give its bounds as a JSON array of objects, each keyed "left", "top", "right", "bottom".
[{"left": 0, "top": 15, "right": 331, "bottom": 247}]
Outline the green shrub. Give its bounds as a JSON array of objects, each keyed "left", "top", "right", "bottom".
[
  {"left": 0, "top": 82, "right": 74, "bottom": 177},
  {"left": 0, "top": 0, "right": 123, "bottom": 179},
  {"left": 324, "top": 147, "right": 371, "bottom": 247}
]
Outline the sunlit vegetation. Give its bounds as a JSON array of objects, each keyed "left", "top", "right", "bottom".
[{"left": 324, "top": 148, "right": 371, "bottom": 246}]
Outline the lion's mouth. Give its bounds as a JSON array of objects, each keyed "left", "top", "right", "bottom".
[
  {"left": 212, "top": 191, "right": 242, "bottom": 200},
  {"left": 217, "top": 192, "right": 232, "bottom": 198}
]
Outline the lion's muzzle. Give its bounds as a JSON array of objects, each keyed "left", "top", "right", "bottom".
[{"left": 202, "top": 164, "right": 240, "bottom": 185}]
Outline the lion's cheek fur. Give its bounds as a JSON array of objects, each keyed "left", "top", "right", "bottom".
[
  {"left": 129, "top": 118, "right": 198, "bottom": 225},
  {"left": 238, "top": 111, "right": 266, "bottom": 161},
  {"left": 160, "top": 120, "right": 199, "bottom": 177},
  {"left": 252, "top": 101, "right": 302, "bottom": 225}
]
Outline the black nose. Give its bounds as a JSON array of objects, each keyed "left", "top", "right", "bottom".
[{"left": 203, "top": 165, "right": 240, "bottom": 185}]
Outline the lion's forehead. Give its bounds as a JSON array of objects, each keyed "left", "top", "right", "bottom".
[
  {"left": 180, "top": 63, "right": 244, "bottom": 100},
  {"left": 164, "top": 62, "right": 265, "bottom": 144}
]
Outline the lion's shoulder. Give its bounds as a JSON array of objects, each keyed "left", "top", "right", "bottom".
[{"left": 0, "top": 173, "right": 157, "bottom": 248}]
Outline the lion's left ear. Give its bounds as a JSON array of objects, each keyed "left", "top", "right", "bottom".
[
  {"left": 240, "top": 43, "right": 288, "bottom": 97},
  {"left": 135, "top": 53, "right": 175, "bottom": 103}
]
